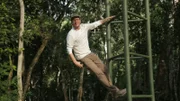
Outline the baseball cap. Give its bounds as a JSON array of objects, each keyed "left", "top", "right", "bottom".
[{"left": 71, "top": 15, "right": 81, "bottom": 21}]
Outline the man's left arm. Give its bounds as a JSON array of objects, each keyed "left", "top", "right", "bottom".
[
  {"left": 100, "top": 15, "right": 116, "bottom": 24},
  {"left": 86, "top": 15, "right": 116, "bottom": 30}
]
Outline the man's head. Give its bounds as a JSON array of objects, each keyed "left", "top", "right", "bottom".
[
  {"left": 71, "top": 15, "right": 81, "bottom": 30},
  {"left": 71, "top": 15, "right": 81, "bottom": 21}
]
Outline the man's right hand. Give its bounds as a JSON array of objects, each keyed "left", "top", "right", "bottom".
[
  {"left": 74, "top": 61, "right": 83, "bottom": 68},
  {"left": 69, "top": 53, "right": 83, "bottom": 68}
]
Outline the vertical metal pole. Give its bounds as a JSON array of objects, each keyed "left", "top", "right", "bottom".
[
  {"left": 145, "top": 0, "right": 155, "bottom": 101},
  {"left": 123, "top": 0, "right": 132, "bottom": 101},
  {"left": 106, "top": 0, "right": 113, "bottom": 82}
]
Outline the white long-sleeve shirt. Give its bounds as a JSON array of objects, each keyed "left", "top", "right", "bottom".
[{"left": 66, "top": 21, "right": 101, "bottom": 60}]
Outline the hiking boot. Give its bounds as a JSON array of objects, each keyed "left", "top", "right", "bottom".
[{"left": 114, "top": 88, "right": 127, "bottom": 98}]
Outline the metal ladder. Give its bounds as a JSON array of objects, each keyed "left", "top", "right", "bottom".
[{"left": 106, "top": 0, "right": 155, "bottom": 101}]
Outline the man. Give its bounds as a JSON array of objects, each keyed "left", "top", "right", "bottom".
[{"left": 66, "top": 15, "right": 126, "bottom": 98}]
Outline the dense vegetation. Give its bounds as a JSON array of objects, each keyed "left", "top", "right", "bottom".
[{"left": 0, "top": 0, "right": 179, "bottom": 101}]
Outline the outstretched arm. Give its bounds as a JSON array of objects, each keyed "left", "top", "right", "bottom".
[
  {"left": 85, "top": 15, "right": 116, "bottom": 30},
  {"left": 100, "top": 16, "right": 116, "bottom": 24}
]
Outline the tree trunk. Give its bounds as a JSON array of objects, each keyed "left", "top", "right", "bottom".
[
  {"left": 23, "top": 37, "right": 50, "bottom": 100},
  {"left": 62, "top": 71, "right": 69, "bottom": 101},
  {"left": 174, "top": 1, "right": 180, "bottom": 101},
  {"left": 77, "top": 68, "right": 84, "bottom": 101},
  {"left": 17, "top": 0, "right": 24, "bottom": 101},
  {"left": 8, "top": 55, "right": 14, "bottom": 91}
]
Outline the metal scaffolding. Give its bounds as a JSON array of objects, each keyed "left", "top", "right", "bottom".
[{"left": 105, "top": 0, "right": 155, "bottom": 101}]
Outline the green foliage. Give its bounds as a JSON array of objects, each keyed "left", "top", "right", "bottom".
[
  {"left": 0, "top": 89, "right": 18, "bottom": 101},
  {"left": 0, "top": 1, "right": 19, "bottom": 100},
  {"left": 0, "top": 63, "right": 11, "bottom": 78},
  {"left": 0, "top": 62, "right": 17, "bottom": 101},
  {"left": 0, "top": 0, "right": 179, "bottom": 101},
  {"left": 0, "top": 2, "right": 18, "bottom": 55},
  {"left": 23, "top": 15, "right": 56, "bottom": 45},
  {"left": 0, "top": 76, "right": 18, "bottom": 101}
]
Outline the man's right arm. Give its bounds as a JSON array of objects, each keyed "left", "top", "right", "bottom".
[
  {"left": 67, "top": 34, "right": 83, "bottom": 68},
  {"left": 69, "top": 53, "right": 83, "bottom": 68}
]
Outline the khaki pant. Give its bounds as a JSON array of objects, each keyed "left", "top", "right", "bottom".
[{"left": 80, "top": 53, "right": 119, "bottom": 94}]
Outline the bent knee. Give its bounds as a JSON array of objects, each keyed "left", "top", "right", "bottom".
[{"left": 96, "top": 72, "right": 105, "bottom": 78}]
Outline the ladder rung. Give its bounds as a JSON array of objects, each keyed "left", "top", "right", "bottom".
[
  {"left": 132, "top": 94, "right": 152, "bottom": 98},
  {"left": 130, "top": 52, "right": 150, "bottom": 58}
]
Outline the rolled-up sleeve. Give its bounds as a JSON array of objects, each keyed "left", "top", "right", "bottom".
[
  {"left": 66, "top": 34, "right": 74, "bottom": 54},
  {"left": 86, "top": 20, "right": 102, "bottom": 30}
]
